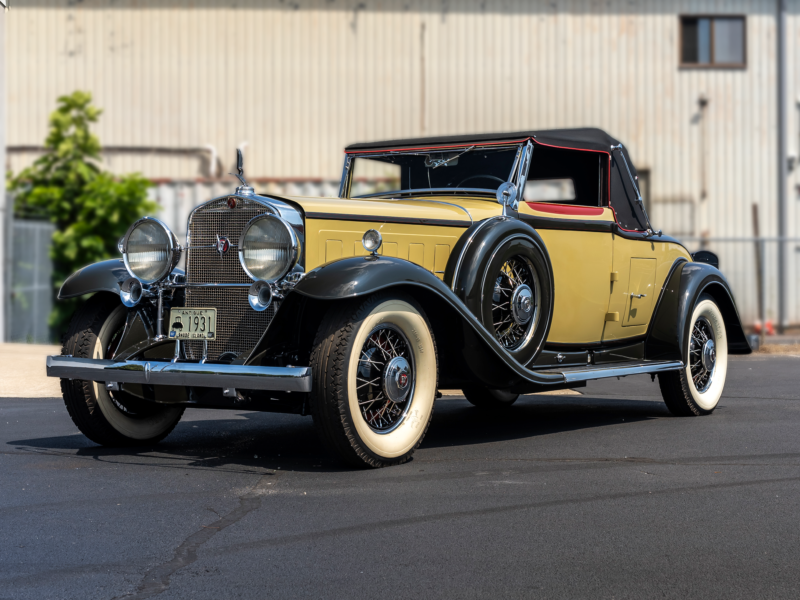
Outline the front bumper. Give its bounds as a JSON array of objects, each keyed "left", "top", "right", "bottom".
[{"left": 46, "top": 355, "right": 312, "bottom": 393}]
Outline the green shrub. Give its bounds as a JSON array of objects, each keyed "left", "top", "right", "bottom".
[{"left": 8, "top": 91, "right": 158, "bottom": 337}]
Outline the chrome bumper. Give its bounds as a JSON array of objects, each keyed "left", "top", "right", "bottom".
[{"left": 45, "top": 355, "right": 312, "bottom": 393}]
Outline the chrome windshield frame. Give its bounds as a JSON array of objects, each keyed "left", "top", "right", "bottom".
[{"left": 340, "top": 142, "right": 526, "bottom": 200}]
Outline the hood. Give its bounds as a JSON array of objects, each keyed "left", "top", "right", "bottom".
[{"left": 281, "top": 195, "right": 502, "bottom": 226}]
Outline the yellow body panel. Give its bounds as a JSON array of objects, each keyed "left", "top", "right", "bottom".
[
  {"left": 289, "top": 195, "right": 494, "bottom": 278},
  {"left": 305, "top": 220, "right": 466, "bottom": 278},
  {"left": 287, "top": 195, "right": 501, "bottom": 223},
  {"left": 289, "top": 195, "right": 691, "bottom": 346},
  {"left": 602, "top": 237, "right": 691, "bottom": 341},
  {"left": 538, "top": 230, "right": 613, "bottom": 344}
]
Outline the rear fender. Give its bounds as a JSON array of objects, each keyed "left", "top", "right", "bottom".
[
  {"left": 246, "top": 256, "right": 565, "bottom": 388},
  {"left": 645, "top": 260, "right": 751, "bottom": 361}
]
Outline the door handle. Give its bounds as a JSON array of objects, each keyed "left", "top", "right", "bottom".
[{"left": 630, "top": 293, "right": 647, "bottom": 299}]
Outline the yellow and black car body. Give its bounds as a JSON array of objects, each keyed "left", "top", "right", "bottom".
[{"left": 47, "top": 129, "right": 751, "bottom": 468}]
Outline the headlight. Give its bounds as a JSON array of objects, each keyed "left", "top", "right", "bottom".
[
  {"left": 122, "top": 217, "right": 180, "bottom": 284},
  {"left": 238, "top": 214, "right": 300, "bottom": 282}
]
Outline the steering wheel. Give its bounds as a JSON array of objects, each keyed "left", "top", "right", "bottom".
[{"left": 456, "top": 174, "right": 506, "bottom": 188}]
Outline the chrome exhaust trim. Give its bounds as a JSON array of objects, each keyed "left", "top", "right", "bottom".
[{"left": 46, "top": 355, "right": 312, "bottom": 393}]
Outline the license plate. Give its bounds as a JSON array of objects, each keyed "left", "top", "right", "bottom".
[{"left": 168, "top": 308, "right": 217, "bottom": 341}]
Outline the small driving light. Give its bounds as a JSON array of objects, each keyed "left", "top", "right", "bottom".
[
  {"left": 248, "top": 280, "right": 273, "bottom": 312},
  {"left": 120, "top": 277, "right": 143, "bottom": 307},
  {"left": 362, "top": 229, "right": 382, "bottom": 255}
]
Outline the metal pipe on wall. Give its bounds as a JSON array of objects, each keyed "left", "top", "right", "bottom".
[
  {"left": 777, "top": 0, "right": 788, "bottom": 333},
  {"left": 0, "top": 3, "right": 6, "bottom": 342}
]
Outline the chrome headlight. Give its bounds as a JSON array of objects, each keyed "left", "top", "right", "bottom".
[
  {"left": 238, "top": 214, "right": 300, "bottom": 282},
  {"left": 122, "top": 217, "right": 181, "bottom": 284}
]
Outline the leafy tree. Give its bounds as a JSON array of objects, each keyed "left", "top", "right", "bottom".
[{"left": 9, "top": 91, "right": 158, "bottom": 337}]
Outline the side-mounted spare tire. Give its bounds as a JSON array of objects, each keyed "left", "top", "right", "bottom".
[{"left": 445, "top": 217, "right": 554, "bottom": 367}]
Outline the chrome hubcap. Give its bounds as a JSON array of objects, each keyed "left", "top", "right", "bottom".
[
  {"left": 511, "top": 284, "right": 534, "bottom": 325},
  {"left": 690, "top": 317, "right": 716, "bottom": 393},
  {"left": 492, "top": 257, "right": 539, "bottom": 349},
  {"left": 356, "top": 325, "right": 415, "bottom": 432},
  {"left": 702, "top": 339, "right": 716, "bottom": 372},
  {"left": 383, "top": 356, "right": 412, "bottom": 404}
]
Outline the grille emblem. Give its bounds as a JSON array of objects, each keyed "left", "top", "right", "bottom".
[
  {"left": 227, "top": 197, "right": 238, "bottom": 209},
  {"left": 215, "top": 234, "right": 231, "bottom": 258}
]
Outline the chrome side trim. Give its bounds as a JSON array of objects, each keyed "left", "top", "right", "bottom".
[
  {"left": 450, "top": 216, "right": 506, "bottom": 292},
  {"left": 46, "top": 355, "right": 312, "bottom": 393},
  {"left": 537, "top": 360, "right": 684, "bottom": 384}
]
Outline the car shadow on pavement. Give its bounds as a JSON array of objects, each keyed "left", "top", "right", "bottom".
[
  {"left": 422, "top": 394, "right": 670, "bottom": 449},
  {"left": 7, "top": 395, "right": 670, "bottom": 472}
]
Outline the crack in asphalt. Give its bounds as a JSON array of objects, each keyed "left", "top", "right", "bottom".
[
  {"left": 112, "top": 471, "right": 279, "bottom": 600},
  {"left": 202, "top": 473, "right": 800, "bottom": 558}
]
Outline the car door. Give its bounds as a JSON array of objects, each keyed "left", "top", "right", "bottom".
[{"left": 519, "top": 203, "right": 614, "bottom": 345}]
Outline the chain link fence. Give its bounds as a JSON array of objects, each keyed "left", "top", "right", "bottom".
[{"left": 3, "top": 198, "right": 55, "bottom": 343}]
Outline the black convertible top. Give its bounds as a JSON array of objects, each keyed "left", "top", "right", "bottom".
[
  {"left": 345, "top": 127, "right": 649, "bottom": 232},
  {"left": 345, "top": 128, "right": 622, "bottom": 154}
]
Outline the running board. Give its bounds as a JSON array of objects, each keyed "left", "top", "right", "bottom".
[
  {"left": 535, "top": 360, "right": 684, "bottom": 384},
  {"left": 46, "top": 355, "right": 312, "bottom": 393}
]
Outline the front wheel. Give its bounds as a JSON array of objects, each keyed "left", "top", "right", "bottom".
[
  {"left": 658, "top": 294, "right": 728, "bottom": 416},
  {"left": 309, "top": 293, "right": 438, "bottom": 468},
  {"left": 61, "top": 294, "right": 185, "bottom": 446}
]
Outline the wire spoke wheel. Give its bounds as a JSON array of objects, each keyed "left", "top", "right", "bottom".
[
  {"left": 490, "top": 256, "right": 540, "bottom": 350},
  {"left": 356, "top": 325, "right": 415, "bottom": 433},
  {"left": 689, "top": 316, "right": 716, "bottom": 393}
]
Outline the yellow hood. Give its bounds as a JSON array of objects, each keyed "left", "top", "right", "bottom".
[{"left": 283, "top": 195, "right": 502, "bottom": 225}]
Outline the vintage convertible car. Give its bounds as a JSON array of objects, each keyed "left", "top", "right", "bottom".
[{"left": 46, "top": 128, "right": 751, "bottom": 468}]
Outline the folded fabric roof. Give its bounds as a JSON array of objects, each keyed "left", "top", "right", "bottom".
[{"left": 345, "top": 127, "right": 622, "bottom": 154}]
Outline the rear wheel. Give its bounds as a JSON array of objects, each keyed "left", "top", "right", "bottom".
[
  {"left": 462, "top": 385, "right": 519, "bottom": 409},
  {"left": 61, "top": 294, "right": 184, "bottom": 446},
  {"left": 310, "top": 293, "right": 438, "bottom": 468},
  {"left": 658, "top": 294, "right": 728, "bottom": 416}
]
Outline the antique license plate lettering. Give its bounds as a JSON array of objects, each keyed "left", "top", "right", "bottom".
[{"left": 168, "top": 308, "right": 217, "bottom": 340}]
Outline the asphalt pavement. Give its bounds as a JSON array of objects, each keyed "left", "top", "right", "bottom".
[{"left": 1, "top": 354, "right": 799, "bottom": 599}]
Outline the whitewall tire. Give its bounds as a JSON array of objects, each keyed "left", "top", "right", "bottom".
[
  {"left": 61, "top": 294, "right": 184, "bottom": 446},
  {"left": 310, "top": 293, "right": 438, "bottom": 468},
  {"left": 658, "top": 294, "right": 728, "bottom": 416}
]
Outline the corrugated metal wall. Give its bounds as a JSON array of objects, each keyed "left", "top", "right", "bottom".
[{"left": 6, "top": 0, "right": 800, "bottom": 324}]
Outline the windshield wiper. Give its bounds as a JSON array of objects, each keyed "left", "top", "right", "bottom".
[{"left": 426, "top": 145, "right": 476, "bottom": 169}]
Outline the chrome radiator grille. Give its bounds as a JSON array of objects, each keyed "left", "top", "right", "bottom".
[{"left": 183, "top": 196, "right": 276, "bottom": 361}]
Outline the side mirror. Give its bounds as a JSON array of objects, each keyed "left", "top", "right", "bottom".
[{"left": 496, "top": 182, "right": 519, "bottom": 212}]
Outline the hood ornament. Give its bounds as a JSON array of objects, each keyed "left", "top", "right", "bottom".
[{"left": 230, "top": 148, "right": 254, "bottom": 196}]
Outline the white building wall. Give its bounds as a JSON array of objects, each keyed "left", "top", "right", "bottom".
[{"left": 6, "top": 0, "right": 800, "bottom": 324}]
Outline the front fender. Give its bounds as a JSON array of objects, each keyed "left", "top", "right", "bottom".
[
  {"left": 645, "top": 260, "right": 751, "bottom": 361},
  {"left": 250, "top": 256, "right": 565, "bottom": 387},
  {"left": 58, "top": 259, "right": 130, "bottom": 299}
]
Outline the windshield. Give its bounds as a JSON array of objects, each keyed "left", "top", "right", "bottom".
[{"left": 347, "top": 144, "right": 521, "bottom": 198}]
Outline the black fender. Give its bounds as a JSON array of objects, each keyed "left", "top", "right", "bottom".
[
  {"left": 246, "top": 255, "right": 565, "bottom": 388},
  {"left": 443, "top": 217, "right": 555, "bottom": 366},
  {"left": 645, "top": 260, "right": 751, "bottom": 362},
  {"left": 58, "top": 259, "right": 186, "bottom": 302},
  {"left": 58, "top": 259, "right": 130, "bottom": 299}
]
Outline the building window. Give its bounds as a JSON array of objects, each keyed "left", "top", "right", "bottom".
[{"left": 680, "top": 16, "right": 745, "bottom": 67}]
